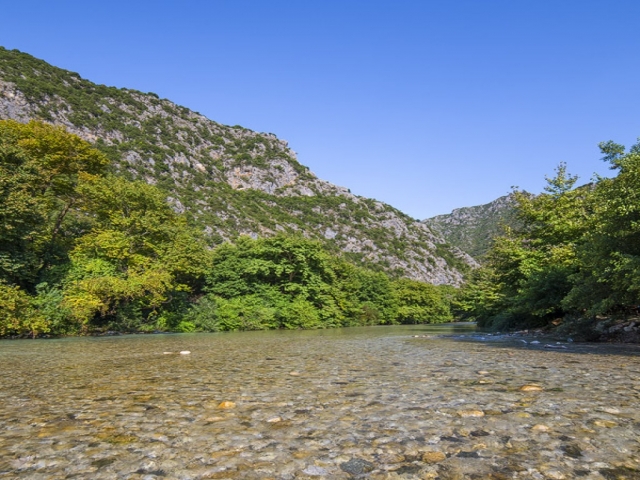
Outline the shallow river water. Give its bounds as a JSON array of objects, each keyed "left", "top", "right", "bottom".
[{"left": 1, "top": 324, "right": 639, "bottom": 479}]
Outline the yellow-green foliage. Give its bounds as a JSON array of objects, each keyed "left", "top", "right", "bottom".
[
  {"left": 0, "top": 281, "right": 49, "bottom": 337},
  {"left": 0, "top": 120, "right": 108, "bottom": 289},
  {"left": 62, "top": 175, "right": 211, "bottom": 327},
  {"left": 392, "top": 278, "right": 452, "bottom": 324}
]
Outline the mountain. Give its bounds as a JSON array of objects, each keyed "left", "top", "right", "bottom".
[
  {"left": 423, "top": 195, "right": 518, "bottom": 260},
  {"left": 0, "top": 47, "right": 476, "bottom": 285}
]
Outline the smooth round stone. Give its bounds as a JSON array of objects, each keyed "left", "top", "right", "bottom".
[
  {"left": 266, "top": 417, "right": 282, "bottom": 423},
  {"left": 422, "top": 451, "right": 447, "bottom": 463},
  {"left": 457, "top": 409, "right": 485, "bottom": 417},
  {"left": 217, "top": 401, "right": 236, "bottom": 409},
  {"left": 531, "top": 424, "right": 550, "bottom": 432},
  {"left": 520, "top": 384, "right": 544, "bottom": 392}
]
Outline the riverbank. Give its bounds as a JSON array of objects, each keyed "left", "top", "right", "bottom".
[{"left": 512, "top": 315, "right": 640, "bottom": 344}]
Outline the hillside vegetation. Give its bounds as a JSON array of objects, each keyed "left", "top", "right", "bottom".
[
  {"left": 0, "top": 46, "right": 474, "bottom": 285},
  {"left": 423, "top": 195, "right": 518, "bottom": 259},
  {"left": 456, "top": 153, "right": 640, "bottom": 339}
]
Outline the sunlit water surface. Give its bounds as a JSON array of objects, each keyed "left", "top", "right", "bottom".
[{"left": 1, "top": 324, "right": 639, "bottom": 479}]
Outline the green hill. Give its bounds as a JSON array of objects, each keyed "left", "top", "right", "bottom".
[
  {"left": 0, "top": 46, "right": 475, "bottom": 284},
  {"left": 423, "top": 195, "right": 518, "bottom": 260}
]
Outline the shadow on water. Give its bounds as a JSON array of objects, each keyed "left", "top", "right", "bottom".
[{"left": 442, "top": 332, "right": 640, "bottom": 357}]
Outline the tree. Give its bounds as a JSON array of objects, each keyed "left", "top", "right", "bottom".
[
  {"left": 62, "top": 175, "right": 211, "bottom": 329},
  {"left": 564, "top": 141, "right": 640, "bottom": 314},
  {"left": 0, "top": 120, "right": 108, "bottom": 290},
  {"left": 460, "top": 163, "right": 591, "bottom": 329},
  {"left": 0, "top": 281, "right": 49, "bottom": 337},
  {"left": 392, "top": 278, "right": 452, "bottom": 324}
]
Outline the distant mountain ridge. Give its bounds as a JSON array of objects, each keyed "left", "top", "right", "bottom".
[
  {"left": 423, "top": 195, "right": 518, "bottom": 260},
  {"left": 0, "top": 47, "right": 476, "bottom": 284}
]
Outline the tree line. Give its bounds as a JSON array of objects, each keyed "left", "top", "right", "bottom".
[
  {"left": 456, "top": 140, "right": 640, "bottom": 337},
  {"left": 0, "top": 120, "right": 453, "bottom": 337}
]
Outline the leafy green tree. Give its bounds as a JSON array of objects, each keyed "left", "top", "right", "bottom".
[
  {"left": 0, "top": 281, "right": 50, "bottom": 337},
  {"left": 0, "top": 120, "right": 108, "bottom": 290},
  {"left": 197, "top": 235, "right": 410, "bottom": 330},
  {"left": 454, "top": 266, "right": 504, "bottom": 323},
  {"left": 391, "top": 278, "right": 452, "bottom": 324},
  {"left": 334, "top": 262, "right": 399, "bottom": 325},
  {"left": 460, "top": 164, "right": 591, "bottom": 329},
  {"left": 564, "top": 141, "right": 640, "bottom": 314},
  {"left": 204, "top": 235, "right": 344, "bottom": 328},
  {"left": 62, "top": 175, "right": 211, "bottom": 329}
]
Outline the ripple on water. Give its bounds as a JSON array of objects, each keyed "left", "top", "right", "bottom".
[{"left": 1, "top": 325, "right": 639, "bottom": 479}]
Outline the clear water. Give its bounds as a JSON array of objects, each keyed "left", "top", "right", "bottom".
[{"left": 1, "top": 324, "right": 639, "bottom": 479}]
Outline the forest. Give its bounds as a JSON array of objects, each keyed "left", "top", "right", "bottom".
[
  {"left": 456, "top": 140, "right": 640, "bottom": 338},
  {"left": 0, "top": 120, "right": 453, "bottom": 337},
  {"left": 3, "top": 119, "right": 638, "bottom": 339}
]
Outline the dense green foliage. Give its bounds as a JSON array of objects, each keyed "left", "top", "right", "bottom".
[
  {"left": 185, "top": 235, "right": 453, "bottom": 331},
  {"left": 457, "top": 145, "right": 640, "bottom": 332},
  {"left": 0, "top": 120, "right": 452, "bottom": 336}
]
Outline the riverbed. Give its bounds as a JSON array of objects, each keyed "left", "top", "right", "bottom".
[{"left": 1, "top": 324, "right": 639, "bottom": 479}]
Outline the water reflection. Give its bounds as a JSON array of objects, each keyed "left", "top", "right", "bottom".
[{"left": 1, "top": 324, "right": 639, "bottom": 479}]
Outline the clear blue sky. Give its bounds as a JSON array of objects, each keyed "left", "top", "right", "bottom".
[{"left": 3, "top": 1, "right": 640, "bottom": 218}]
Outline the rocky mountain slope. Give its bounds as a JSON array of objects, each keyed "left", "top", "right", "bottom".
[
  {"left": 423, "top": 195, "right": 518, "bottom": 260},
  {"left": 0, "top": 47, "right": 476, "bottom": 284}
]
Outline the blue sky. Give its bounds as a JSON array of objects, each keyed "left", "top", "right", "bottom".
[{"left": 3, "top": 1, "right": 640, "bottom": 218}]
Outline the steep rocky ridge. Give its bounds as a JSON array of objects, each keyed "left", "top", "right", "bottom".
[
  {"left": 0, "top": 47, "right": 476, "bottom": 284},
  {"left": 423, "top": 195, "right": 518, "bottom": 260}
]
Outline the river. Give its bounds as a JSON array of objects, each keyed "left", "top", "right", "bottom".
[{"left": 1, "top": 324, "right": 639, "bottom": 479}]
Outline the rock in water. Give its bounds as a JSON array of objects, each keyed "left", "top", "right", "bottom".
[
  {"left": 302, "top": 466, "right": 329, "bottom": 476},
  {"left": 520, "top": 384, "right": 543, "bottom": 392},
  {"left": 457, "top": 409, "right": 485, "bottom": 417},
  {"left": 422, "top": 451, "right": 447, "bottom": 463},
  {"left": 340, "top": 458, "right": 374, "bottom": 475}
]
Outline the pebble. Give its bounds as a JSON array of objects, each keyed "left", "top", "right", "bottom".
[
  {"left": 520, "top": 384, "right": 544, "bottom": 392},
  {"left": 422, "top": 451, "right": 447, "bottom": 463},
  {"left": 340, "top": 458, "right": 375, "bottom": 475},
  {"left": 599, "top": 407, "right": 621, "bottom": 415},
  {"left": 457, "top": 409, "right": 485, "bottom": 417},
  {"left": 302, "top": 465, "right": 329, "bottom": 476},
  {"left": 217, "top": 401, "right": 236, "bottom": 409},
  {"left": 179, "top": 351, "right": 191, "bottom": 355},
  {"left": 593, "top": 419, "right": 618, "bottom": 428},
  {"left": 531, "top": 424, "right": 550, "bottom": 432}
]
